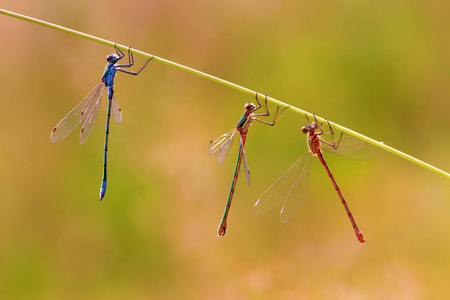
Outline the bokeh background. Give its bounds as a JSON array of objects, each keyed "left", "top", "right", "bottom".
[{"left": 1, "top": 1, "right": 450, "bottom": 299}]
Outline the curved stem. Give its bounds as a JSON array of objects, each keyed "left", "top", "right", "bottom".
[{"left": 1, "top": 8, "right": 449, "bottom": 179}]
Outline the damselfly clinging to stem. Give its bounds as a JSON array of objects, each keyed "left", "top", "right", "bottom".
[
  {"left": 50, "top": 45, "right": 154, "bottom": 201},
  {"left": 254, "top": 114, "right": 369, "bottom": 243},
  {"left": 209, "top": 93, "right": 289, "bottom": 236}
]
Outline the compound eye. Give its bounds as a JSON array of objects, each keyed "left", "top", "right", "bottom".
[
  {"left": 301, "top": 126, "right": 308, "bottom": 133},
  {"left": 245, "top": 103, "right": 255, "bottom": 110},
  {"left": 106, "top": 54, "right": 118, "bottom": 62}
]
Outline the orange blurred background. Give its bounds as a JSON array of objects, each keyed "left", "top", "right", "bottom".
[{"left": 1, "top": 1, "right": 450, "bottom": 299}]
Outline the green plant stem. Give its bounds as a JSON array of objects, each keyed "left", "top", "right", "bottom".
[{"left": 1, "top": 8, "right": 449, "bottom": 179}]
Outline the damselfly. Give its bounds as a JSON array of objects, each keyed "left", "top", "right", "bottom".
[
  {"left": 209, "top": 93, "right": 288, "bottom": 236},
  {"left": 254, "top": 114, "right": 380, "bottom": 244},
  {"left": 50, "top": 45, "right": 153, "bottom": 201}
]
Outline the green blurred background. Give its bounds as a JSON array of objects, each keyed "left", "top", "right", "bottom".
[{"left": 1, "top": 1, "right": 450, "bottom": 299}]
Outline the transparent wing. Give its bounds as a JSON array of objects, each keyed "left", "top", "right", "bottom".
[
  {"left": 321, "top": 134, "right": 386, "bottom": 161},
  {"left": 50, "top": 99, "right": 91, "bottom": 143},
  {"left": 50, "top": 83, "right": 104, "bottom": 143},
  {"left": 208, "top": 129, "right": 236, "bottom": 164},
  {"left": 208, "top": 129, "right": 234, "bottom": 156},
  {"left": 79, "top": 83, "right": 105, "bottom": 127},
  {"left": 242, "top": 147, "right": 250, "bottom": 187},
  {"left": 111, "top": 96, "right": 122, "bottom": 124},
  {"left": 280, "top": 154, "right": 313, "bottom": 223},
  {"left": 254, "top": 151, "right": 312, "bottom": 217},
  {"left": 79, "top": 84, "right": 106, "bottom": 144}
]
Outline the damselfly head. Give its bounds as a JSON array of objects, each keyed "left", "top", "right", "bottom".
[
  {"left": 245, "top": 103, "right": 256, "bottom": 111},
  {"left": 302, "top": 122, "right": 317, "bottom": 133},
  {"left": 106, "top": 54, "right": 120, "bottom": 63}
]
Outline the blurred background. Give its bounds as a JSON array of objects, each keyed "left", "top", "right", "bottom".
[{"left": 1, "top": 0, "right": 450, "bottom": 299}]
